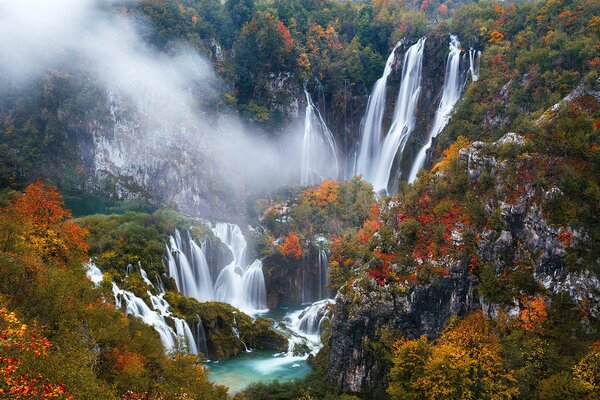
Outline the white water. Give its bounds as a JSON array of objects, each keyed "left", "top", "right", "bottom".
[
  {"left": 300, "top": 89, "right": 339, "bottom": 186},
  {"left": 408, "top": 36, "right": 464, "bottom": 183},
  {"left": 86, "top": 262, "right": 104, "bottom": 286},
  {"left": 355, "top": 40, "right": 403, "bottom": 180},
  {"left": 468, "top": 48, "right": 481, "bottom": 82},
  {"left": 166, "top": 223, "right": 267, "bottom": 315},
  {"left": 288, "top": 299, "right": 334, "bottom": 337},
  {"left": 370, "top": 38, "right": 426, "bottom": 192},
  {"left": 111, "top": 279, "right": 198, "bottom": 354}
]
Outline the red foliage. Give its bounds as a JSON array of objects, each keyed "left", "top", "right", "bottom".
[
  {"left": 557, "top": 230, "right": 573, "bottom": 247},
  {"left": 279, "top": 232, "right": 303, "bottom": 259},
  {"left": 0, "top": 308, "right": 72, "bottom": 399}
]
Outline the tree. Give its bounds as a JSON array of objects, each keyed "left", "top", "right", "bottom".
[
  {"left": 0, "top": 180, "right": 88, "bottom": 262},
  {"left": 389, "top": 313, "right": 518, "bottom": 400},
  {"left": 279, "top": 232, "right": 303, "bottom": 259}
]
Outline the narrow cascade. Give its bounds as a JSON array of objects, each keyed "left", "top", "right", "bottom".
[
  {"left": 370, "top": 38, "right": 426, "bottom": 193},
  {"left": 408, "top": 36, "right": 464, "bottom": 183},
  {"left": 317, "top": 249, "right": 329, "bottom": 301},
  {"left": 111, "top": 281, "right": 198, "bottom": 354},
  {"left": 300, "top": 88, "right": 339, "bottom": 186},
  {"left": 355, "top": 40, "right": 404, "bottom": 180},
  {"left": 468, "top": 48, "right": 481, "bottom": 82},
  {"left": 195, "top": 315, "right": 209, "bottom": 357}
]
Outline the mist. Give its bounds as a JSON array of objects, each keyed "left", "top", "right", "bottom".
[{"left": 0, "top": 0, "right": 303, "bottom": 219}]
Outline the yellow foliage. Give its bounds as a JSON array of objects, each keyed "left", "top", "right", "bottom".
[{"left": 432, "top": 136, "right": 471, "bottom": 174}]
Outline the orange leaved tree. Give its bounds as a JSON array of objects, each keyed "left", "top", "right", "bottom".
[
  {"left": 279, "top": 232, "right": 303, "bottom": 259},
  {"left": 0, "top": 180, "right": 88, "bottom": 263}
]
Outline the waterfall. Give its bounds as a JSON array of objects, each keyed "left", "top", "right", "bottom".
[
  {"left": 408, "top": 36, "right": 464, "bottom": 183},
  {"left": 86, "top": 263, "right": 104, "bottom": 286},
  {"left": 370, "top": 38, "right": 426, "bottom": 193},
  {"left": 166, "top": 231, "right": 213, "bottom": 302},
  {"left": 468, "top": 48, "right": 481, "bottom": 82},
  {"left": 355, "top": 40, "right": 403, "bottom": 180},
  {"left": 212, "top": 223, "right": 267, "bottom": 313},
  {"left": 300, "top": 88, "right": 339, "bottom": 186},
  {"left": 111, "top": 281, "right": 198, "bottom": 354},
  {"left": 289, "top": 299, "right": 334, "bottom": 336},
  {"left": 195, "top": 315, "right": 209, "bottom": 357},
  {"left": 166, "top": 223, "right": 267, "bottom": 314},
  {"left": 317, "top": 249, "right": 329, "bottom": 301}
]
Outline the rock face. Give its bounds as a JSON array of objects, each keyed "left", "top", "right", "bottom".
[
  {"left": 325, "top": 132, "right": 600, "bottom": 396},
  {"left": 327, "top": 270, "right": 476, "bottom": 395},
  {"left": 263, "top": 245, "right": 331, "bottom": 308}
]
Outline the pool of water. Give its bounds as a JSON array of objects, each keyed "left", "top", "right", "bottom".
[
  {"left": 205, "top": 305, "right": 323, "bottom": 393},
  {"left": 206, "top": 350, "right": 312, "bottom": 393}
]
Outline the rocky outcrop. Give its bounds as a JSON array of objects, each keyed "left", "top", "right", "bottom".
[
  {"left": 325, "top": 132, "right": 600, "bottom": 396},
  {"left": 327, "top": 271, "right": 476, "bottom": 395},
  {"left": 263, "top": 245, "right": 331, "bottom": 308}
]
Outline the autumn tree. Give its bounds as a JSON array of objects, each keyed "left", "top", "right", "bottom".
[
  {"left": 389, "top": 313, "right": 518, "bottom": 400},
  {"left": 279, "top": 232, "right": 303, "bottom": 259},
  {"left": 0, "top": 180, "right": 88, "bottom": 262}
]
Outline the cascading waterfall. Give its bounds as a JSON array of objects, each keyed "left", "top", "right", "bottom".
[
  {"left": 212, "top": 223, "right": 267, "bottom": 313},
  {"left": 355, "top": 40, "right": 403, "bottom": 180},
  {"left": 289, "top": 299, "right": 334, "bottom": 337},
  {"left": 166, "top": 223, "right": 267, "bottom": 314},
  {"left": 408, "top": 36, "right": 464, "bottom": 183},
  {"left": 111, "top": 280, "right": 198, "bottom": 354},
  {"left": 468, "top": 48, "right": 481, "bottom": 82},
  {"left": 300, "top": 88, "right": 339, "bottom": 186},
  {"left": 166, "top": 230, "right": 214, "bottom": 301},
  {"left": 369, "top": 38, "right": 426, "bottom": 192}
]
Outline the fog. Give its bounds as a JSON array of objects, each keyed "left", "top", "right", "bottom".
[{"left": 0, "top": 0, "right": 303, "bottom": 218}]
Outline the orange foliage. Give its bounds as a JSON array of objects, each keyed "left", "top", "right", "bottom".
[
  {"left": 489, "top": 29, "right": 505, "bottom": 43},
  {"left": 279, "top": 232, "right": 303, "bottom": 259},
  {"left": 301, "top": 179, "right": 339, "bottom": 208},
  {"left": 110, "top": 346, "right": 145, "bottom": 376},
  {"left": 432, "top": 136, "right": 470, "bottom": 174},
  {"left": 437, "top": 4, "right": 448, "bottom": 19},
  {"left": 0, "top": 308, "right": 72, "bottom": 399},
  {"left": 277, "top": 21, "right": 294, "bottom": 53},
  {"left": 519, "top": 295, "right": 547, "bottom": 332},
  {"left": 2, "top": 180, "right": 88, "bottom": 261}
]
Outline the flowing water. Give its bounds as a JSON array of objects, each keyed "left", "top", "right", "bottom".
[
  {"left": 468, "top": 48, "right": 481, "bottom": 82},
  {"left": 369, "top": 38, "right": 426, "bottom": 192},
  {"left": 207, "top": 300, "right": 334, "bottom": 393},
  {"left": 301, "top": 88, "right": 339, "bottom": 186},
  {"left": 408, "top": 36, "right": 464, "bottom": 183},
  {"left": 355, "top": 40, "right": 403, "bottom": 181},
  {"left": 166, "top": 223, "right": 267, "bottom": 315}
]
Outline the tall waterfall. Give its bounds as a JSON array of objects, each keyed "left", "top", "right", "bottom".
[
  {"left": 301, "top": 89, "right": 339, "bottom": 186},
  {"left": 468, "top": 48, "right": 481, "bottom": 82},
  {"left": 355, "top": 40, "right": 403, "bottom": 180},
  {"left": 166, "top": 223, "right": 267, "bottom": 314},
  {"left": 369, "top": 38, "right": 426, "bottom": 192},
  {"left": 408, "top": 36, "right": 464, "bottom": 183}
]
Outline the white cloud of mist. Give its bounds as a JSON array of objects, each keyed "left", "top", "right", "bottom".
[{"left": 0, "top": 0, "right": 303, "bottom": 218}]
